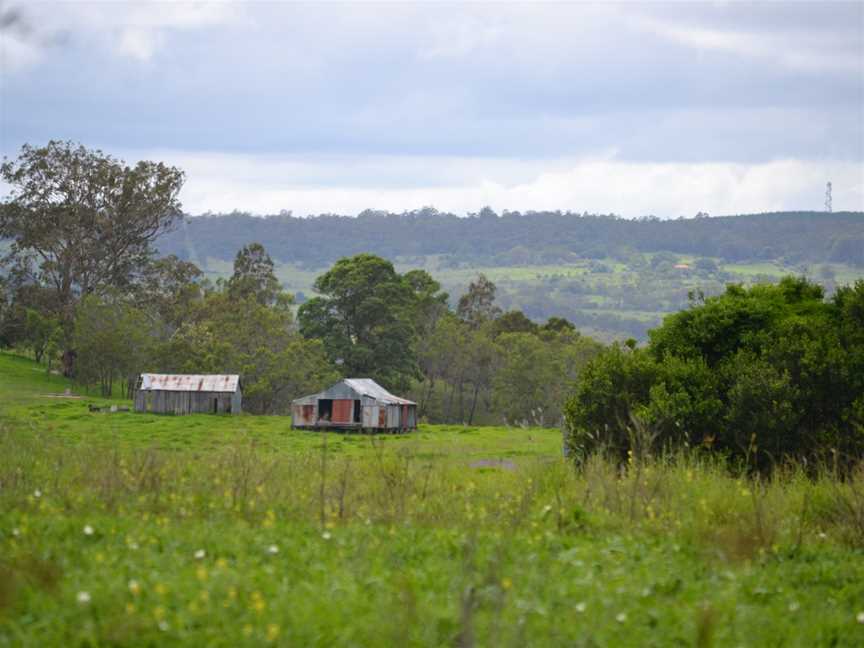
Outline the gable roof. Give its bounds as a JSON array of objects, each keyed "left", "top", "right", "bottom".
[
  {"left": 341, "top": 378, "right": 415, "bottom": 405},
  {"left": 293, "top": 378, "right": 415, "bottom": 406},
  {"left": 138, "top": 374, "right": 240, "bottom": 393}
]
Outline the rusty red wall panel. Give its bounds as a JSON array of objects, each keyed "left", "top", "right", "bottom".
[{"left": 332, "top": 399, "right": 353, "bottom": 423}]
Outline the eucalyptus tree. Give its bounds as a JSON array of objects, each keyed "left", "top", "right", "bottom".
[
  {"left": 298, "top": 254, "right": 425, "bottom": 391},
  {"left": 227, "top": 242, "right": 284, "bottom": 306},
  {"left": 0, "top": 141, "right": 184, "bottom": 363},
  {"left": 457, "top": 273, "right": 501, "bottom": 329}
]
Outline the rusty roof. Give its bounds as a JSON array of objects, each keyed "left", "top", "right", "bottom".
[
  {"left": 291, "top": 378, "right": 416, "bottom": 406},
  {"left": 340, "top": 378, "right": 416, "bottom": 405},
  {"left": 138, "top": 374, "right": 240, "bottom": 392}
]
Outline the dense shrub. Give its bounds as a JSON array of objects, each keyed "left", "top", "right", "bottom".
[{"left": 564, "top": 277, "right": 864, "bottom": 470}]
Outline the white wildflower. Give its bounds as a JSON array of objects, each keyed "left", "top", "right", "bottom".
[
  {"left": 158, "top": 620, "right": 169, "bottom": 632},
  {"left": 321, "top": 531, "right": 332, "bottom": 540},
  {"left": 11, "top": 528, "right": 20, "bottom": 537},
  {"left": 83, "top": 525, "right": 94, "bottom": 536},
  {"left": 128, "top": 579, "right": 141, "bottom": 595},
  {"left": 575, "top": 602, "right": 586, "bottom": 613},
  {"left": 33, "top": 489, "right": 42, "bottom": 498},
  {"left": 616, "top": 612, "right": 627, "bottom": 623},
  {"left": 788, "top": 601, "right": 800, "bottom": 613},
  {"left": 194, "top": 549, "right": 206, "bottom": 560},
  {"left": 857, "top": 611, "right": 864, "bottom": 624},
  {"left": 77, "top": 591, "right": 91, "bottom": 605},
  {"left": 267, "top": 544, "right": 279, "bottom": 555}
]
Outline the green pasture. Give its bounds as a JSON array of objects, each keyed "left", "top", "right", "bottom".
[
  {"left": 185, "top": 254, "right": 864, "bottom": 343},
  {"left": 2, "top": 353, "right": 864, "bottom": 647},
  {"left": 0, "top": 353, "right": 559, "bottom": 457},
  {"left": 188, "top": 253, "right": 864, "bottom": 301}
]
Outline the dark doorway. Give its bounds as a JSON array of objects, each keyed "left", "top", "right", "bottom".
[
  {"left": 353, "top": 400, "right": 362, "bottom": 423},
  {"left": 318, "top": 399, "right": 333, "bottom": 422},
  {"left": 213, "top": 397, "right": 219, "bottom": 414}
]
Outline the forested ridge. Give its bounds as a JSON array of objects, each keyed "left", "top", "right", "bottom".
[{"left": 157, "top": 209, "right": 864, "bottom": 268}]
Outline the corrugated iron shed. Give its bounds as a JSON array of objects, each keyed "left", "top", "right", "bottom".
[
  {"left": 291, "top": 378, "right": 417, "bottom": 432},
  {"left": 138, "top": 374, "right": 240, "bottom": 393}
]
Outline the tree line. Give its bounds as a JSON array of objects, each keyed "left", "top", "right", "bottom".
[
  {"left": 0, "top": 142, "right": 601, "bottom": 422},
  {"left": 156, "top": 207, "right": 864, "bottom": 269}
]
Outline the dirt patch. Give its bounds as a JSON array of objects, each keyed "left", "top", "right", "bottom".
[{"left": 469, "top": 459, "right": 516, "bottom": 471}]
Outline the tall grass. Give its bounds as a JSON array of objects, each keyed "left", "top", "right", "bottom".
[
  {"left": 3, "top": 423, "right": 864, "bottom": 646},
  {"left": 2, "top": 425, "right": 861, "bottom": 553}
]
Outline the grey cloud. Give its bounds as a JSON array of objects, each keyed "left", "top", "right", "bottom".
[{"left": 2, "top": 2, "right": 861, "bottom": 165}]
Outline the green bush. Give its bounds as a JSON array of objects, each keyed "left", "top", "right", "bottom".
[{"left": 564, "top": 278, "right": 864, "bottom": 470}]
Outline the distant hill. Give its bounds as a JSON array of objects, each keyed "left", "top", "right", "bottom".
[{"left": 157, "top": 210, "right": 864, "bottom": 269}]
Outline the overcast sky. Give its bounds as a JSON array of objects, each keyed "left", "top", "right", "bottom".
[{"left": 1, "top": 1, "right": 862, "bottom": 217}]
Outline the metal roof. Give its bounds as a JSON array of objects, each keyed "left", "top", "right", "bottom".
[
  {"left": 138, "top": 374, "right": 240, "bottom": 393},
  {"left": 341, "top": 378, "right": 415, "bottom": 405},
  {"left": 292, "top": 379, "right": 415, "bottom": 406}
]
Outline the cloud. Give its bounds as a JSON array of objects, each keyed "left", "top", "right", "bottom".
[
  {"left": 0, "top": 28, "right": 40, "bottom": 72},
  {"left": 117, "top": 27, "right": 163, "bottom": 62},
  {"left": 130, "top": 150, "right": 864, "bottom": 218},
  {"left": 633, "top": 12, "right": 863, "bottom": 74},
  {"left": 2, "top": 1, "right": 861, "bottom": 205},
  {"left": 106, "top": 1, "right": 244, "bottom": 61},
  {"left": 0, "top": 2, "right": 52, "bottom": 72},
  {"left": 0, "top": 0, "right": 244, "bottom": 69}
]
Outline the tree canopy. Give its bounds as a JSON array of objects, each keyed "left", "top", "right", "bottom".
[
  {"left": 298, "top": 254, "right": 432, "bottom": 390},
  {"left": 227, "top": 242, "right": 284, "bottom": 306},
  {"left": 156, "top": 210, "right": 864, "bottom": 270},
  {"left": 564, "top": 277, "right": 864, "bottom": 470},
  {"left": 0, "top": 141, "right": 184, "bottom": 349}
]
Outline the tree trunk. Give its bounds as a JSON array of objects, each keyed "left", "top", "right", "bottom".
[
  {"left": 419, "top": 376, "right": 436, "bottom": 418},
  {"left": 61, "top": 349, "right": 77, "bottom": 378},
  {"left": 458, "top": 376, "right": 466, "bottom": 423},
  {"left": 444, "top": 381, "right": 457, "bottom": 423},
  {"left": 467, "top": 383, "right": 480, "bottom": 426}
]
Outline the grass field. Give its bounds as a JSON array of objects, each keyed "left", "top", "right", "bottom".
[{"left": 2, "top": 352, "right": 864, "bottom": 646}]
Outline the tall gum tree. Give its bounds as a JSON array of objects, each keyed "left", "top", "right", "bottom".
[
  {"left": 298, "top": 254, "right": 423, "bottom": 391},
  {"left": 0, "top": 141, "right": 184, "bottom": 368}
]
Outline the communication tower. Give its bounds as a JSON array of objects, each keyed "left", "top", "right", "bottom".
[{"left": 825, "top": 182, "right": 832, "bottom": 213}]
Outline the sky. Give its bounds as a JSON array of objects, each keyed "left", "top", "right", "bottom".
[{"left": 1, "top": 0, "right": 862, "bottom": 217}]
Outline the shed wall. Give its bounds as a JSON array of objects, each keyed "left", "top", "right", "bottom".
[
  {"left": 134, "top": 390, "right": 239, "bottom": 415},
  {"left": 332, "top": 399, "right": 353, "bottom": 424}
]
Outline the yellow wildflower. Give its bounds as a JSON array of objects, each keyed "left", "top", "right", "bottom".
[{"left": 266, "top": 624, "right": 280, "bottom": 641}]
